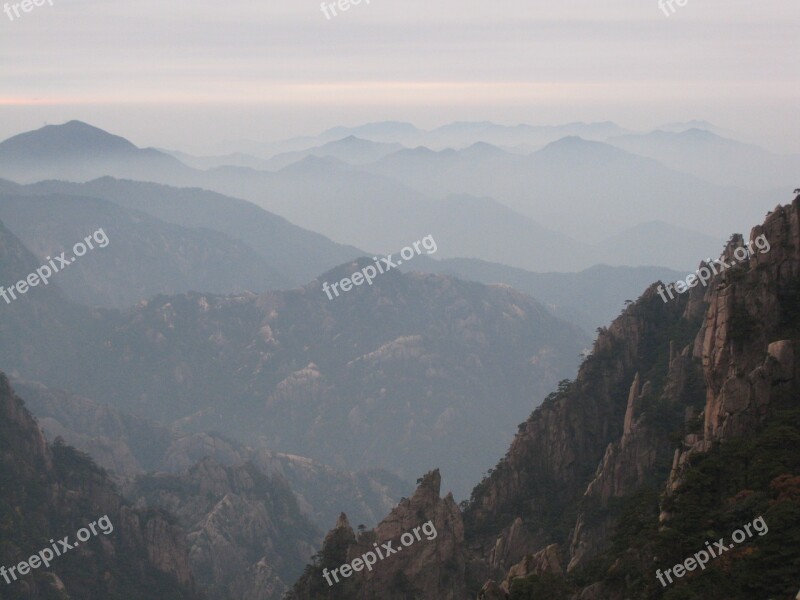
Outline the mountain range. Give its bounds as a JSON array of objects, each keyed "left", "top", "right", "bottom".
[
  {"left": 289, "top": 194, "right": 800, "bottom": 600},
  {"left": 1, "top": 121, "right": 765, "bottom": 272}
]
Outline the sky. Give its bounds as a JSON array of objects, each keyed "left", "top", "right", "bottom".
[{"left": 1, "top": 0, "right": 798, "bottom": 153}]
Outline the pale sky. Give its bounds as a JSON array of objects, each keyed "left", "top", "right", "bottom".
[{"left": 1, "top": 0, "right": 798, "bottom": 153}]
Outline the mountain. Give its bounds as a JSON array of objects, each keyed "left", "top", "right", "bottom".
[
  {"left": 0, "top": 218, "right": 99, "bottom": 382},
  {"left": 287, "top": 469, "right": 466, "bottom": 600},
  {"left": 0, "top": 120, "right": 193, "bottom": 184},
  {"left": 213, "top": 121, "right": 632, "bottom": 158},
  {"left": 126, "top": 457, "right": 321, "bottom": 600},
  {"left": 365, "top": 136, "right": 771, "bottom": 242},
  {"left": 656, "top": 120, "right": 733, "bottom": 136},
  {"left": 289, "top": 195, "right": 800, "bottom": 599},
  {"left": 10, "top": 176, "right": 366, "bottom": 287},
  {"left": 0, "top": 188, "right": 292, "bottom": 308},
  {"left": 319, "top": 122, "right": 422, "bottom": 144},
  {"left": 595, "top": 220, "right": 724, "bottom": 272},
  {"left": 162, "top": 149, "right": 274, "bottom": 170},
  {"left": 0, "top": 374, "right": 201, "bottom": 599},
  {"left": 608, "top": 128, "right": 800, "bottom": 191},
  {"left": 0, "top": 122, "right": 764, "bottom": 272},
  {"left": 12, "top": 376, "right": 409, "bottom": 531},
  {"left": 0, "top": 253, "right": 588, "bottom": 498},
  {"left": 315, "top": 120, "right": 632, "bottom": 150},
  {"left": 416, "top": 259, "right": 683, "bottom": 333},
  {"left": 262, "top": 136, "right": 405, "bottom": 170}
]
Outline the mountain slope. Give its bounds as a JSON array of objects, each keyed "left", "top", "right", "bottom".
[
  {"left": 0, "top": 190, "right": 292, "bottom": 307},
  {"left": 263, "top": 136, "right": 405, "bottom": 170},
  {"left": 595, "top": 220, "right": 723, "bottom": 271},
  {"left": 1, "top": 122, "right": 755, "bottom": 272},
  {"left": 2, "top": 257, "right": 588, "bottom": 498},
  {"left": 126, "top": 457, "right": 321, "bottom": 600},
  {"left": 0, "top": 219, "right": 101, "bottom": 382},
  {"left": 12, "top": 176, "right": 366, "bottom": 287},
  {"left": 416, "top": 258, "right": 683, "bottom": 333},
  {"left": 608, "top": 128, "right": 800, "bottom": 191},
  {"left": 288, "top": 194, "right": 800, "bottom": 599},
  {"left": 0, "top": 374, "right": 201, "bottom": 599},
  {"left": 366, "top": 136, "right": 772, "bottom": 242},
  {"left": 0, "top": 120, "right": 194, "bottom": 184},
  {"left": 12, "top": 376, "right": 409, "bottom": 531}
]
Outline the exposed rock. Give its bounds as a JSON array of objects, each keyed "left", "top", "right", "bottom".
[
  {"left": 126, "top": 457, "right": 321, "bottom": 600},
  {"left": 501, "top": 544, "right": 562, "bottom": 592},
  {"left": 0, "top": 373, "right": 200, "bottom": 599},
  {"left": 288, "top": 469, "right": 467, "bottom": 600},
  {"left": 488, "top": 517, "right": 542, "bottom": 574},
  {"left": 478, "top": 579, "right": 507, "bottom": 600}
]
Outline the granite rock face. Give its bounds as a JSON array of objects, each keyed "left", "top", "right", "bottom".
[
  {"left": 289, "top": 469, "right": 467, "bottom": 600},
  {"left": 126, "top": 456, "right": 321, "bottom": 600},
  {"left": 464, "top": 198, "right": 800, "bottom": 596},
  {"left": 670, "top": 199, "right": 800, "bottom": 490},
  {"left": 313, "top": 197, "right": 800, "bottom": 598}
]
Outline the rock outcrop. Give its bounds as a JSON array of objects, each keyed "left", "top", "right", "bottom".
[
  {"left": 288, "top": 469, "right": 467, "bottom": 600},
  {"left": 0, "top": 373, "right": 200, "bottom": 599},
  {"left": 126, "top": 456, "right": 321, "bottom": 600}
]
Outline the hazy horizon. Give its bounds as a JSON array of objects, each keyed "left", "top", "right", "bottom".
[{"left": 2, "top": 0, "right": 798, "bottom": 153}]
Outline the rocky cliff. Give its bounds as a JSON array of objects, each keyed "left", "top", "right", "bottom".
[
  {"left": 125, "top": 456, "right": 321, "bottom": 600},
  {"left": 288, "top": 469, "right": 468, "bottom": 600},
  {"left": 0, "top": 373, "right": 200, "bottom": 599},
  {"left": 289, "top": 195, "right": 800, "bottom": 599},
  {"left": 462, "top": 197, "right": 800, "bottom": 599}
]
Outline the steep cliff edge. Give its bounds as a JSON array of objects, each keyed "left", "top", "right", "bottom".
[
  {"left": 289, "top": 196, "right": 800, "bottom": 599},
  {"left": 466, "top": 196, "right": 800, "bottom": 599}
]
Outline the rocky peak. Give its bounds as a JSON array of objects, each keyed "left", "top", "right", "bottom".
[{"left": 289, "top": 469, "right": 466, "bottom": 600}]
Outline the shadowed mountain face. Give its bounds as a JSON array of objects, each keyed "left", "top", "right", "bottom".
[
  {"left": 126, "top": 457, "right": 322, "bottom": 600},
  {"left": 0, "top": 374, "right": 202, "bottom": 599},
  {"left": 12, "top": 376, "right": 410, "bottom": 531},
  {"left": 62, "top": 267, "right": 587, "bottom": 499}
]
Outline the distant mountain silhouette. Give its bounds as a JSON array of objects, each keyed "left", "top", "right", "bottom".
[
  {"left": 608, "top": 128, "right": 800, "bottom": 190},
  {"left": 0, "top": 120, "right": 192, "bottom": 183},
  {"left": 8, "top": 176, "right": 366, "bottom": 286}
]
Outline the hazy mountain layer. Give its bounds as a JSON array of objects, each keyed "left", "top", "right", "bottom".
[
  {"left": 0, "top": 189, "right": 292, "bottom": 308},
  {"left": 1, "top": 176, "right": 366, "bottom": 290},
  {"left": 0, "top": 122, "right": 763, "bottom": 272},
  {"left": 12, "top": 376, "right": 409, "bottom": 531},
  {"left": 416, "top": 258, "right": 683, "bottom": 333},
  {"left": 0, "top": 217, "right": 588, "bottom": 497}
]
